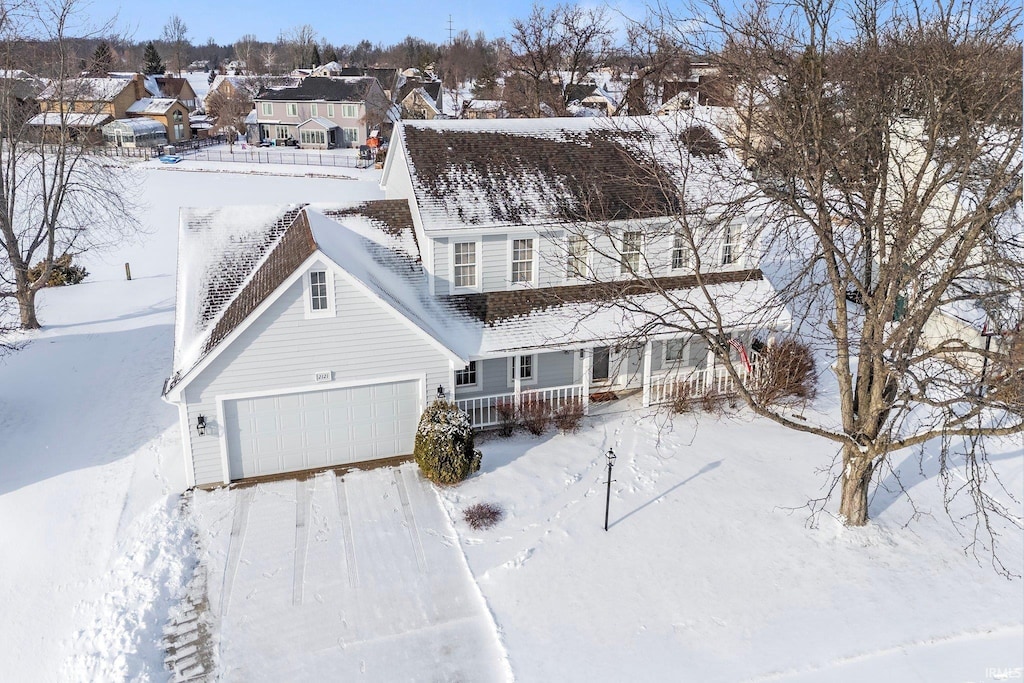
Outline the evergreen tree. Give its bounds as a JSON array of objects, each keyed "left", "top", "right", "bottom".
[
  {"left": 208, "top": 69, "right": 216, "bottom": 85},
  {"left": 325, "top": 48, "right": 338, "bottom": 64},
  {"left": 91, "top": 40, "right": 113, "bottom": 74},
  {"left": 310, "top": 44, "right": 321, "bottom": 67},
  {"left": 142, "top": 42, "right": 164, "bottom": 75}
]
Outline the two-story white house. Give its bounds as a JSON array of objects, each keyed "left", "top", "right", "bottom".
[
  {"left": 251, "top": 77, "right": 390, "bottom": 149},
  {"left": 163, "top": 115, "right": 788, "bottom": 489}
]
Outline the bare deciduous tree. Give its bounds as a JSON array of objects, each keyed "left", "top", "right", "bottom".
[
  {"left": 279, "top": 24, "right": 317, "bottom": 71},
  {"left": 161, "top": 14, "right": 189, "bottom": 76},
  {"left": 0, "top": 0, "right": 139, "bottom": 329},
  {"left": 539, "top": 0, "right": 1021, "bottom": 569},
  {"left": 205, "top": 86, "right": 251, "bottom": 152}
]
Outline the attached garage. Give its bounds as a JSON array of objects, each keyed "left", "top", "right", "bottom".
[{"left": 222, "top": 379, "right": 422, "bottom": 480}]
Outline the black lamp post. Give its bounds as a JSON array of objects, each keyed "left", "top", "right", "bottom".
[
  {"left": 603, "top": 448, "right": 616, "bottom": 531},
  {"left": 196, "top": 414, "right": 206, "bottom": 436}
]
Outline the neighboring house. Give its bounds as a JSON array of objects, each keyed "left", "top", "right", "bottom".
[
  {"left": 205, "top": 74, "right": 300, "bottom": 112},
  {"left": 125, "top": 97, "right": 191, "bottom": 143},
  {"left": 0, "top": 74, "right": 44, "bottom": 135},
  {"left": 564, "top": 83, "right": 618, "bottom": 116},
  {"left": 28, "top": 75, "right": 146, "bottom": 142},
  {"left": 252, "top": 77, "right": 389, "bottom": 148},
  {"left": 148, "top": 76, "right": 198, "bottom": 110},
  {"left": 163, "top": 115, "right": 787, "bottom": 489},
  {"left": 397, "top": 79, "right": 442, "bottom": 120},
  {"left": 339, "top": 67, "right": 401, "bottom": 101},
  {"left": 461, "top": 99, "right": 507, "bottom": 119}
]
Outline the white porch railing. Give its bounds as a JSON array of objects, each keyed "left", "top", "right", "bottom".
[
  {"left": 456, "top": 383, "right": 589, "bottom": 428},
  {"left": 647, "top": 361, "right": 763, "bottom": 407}
]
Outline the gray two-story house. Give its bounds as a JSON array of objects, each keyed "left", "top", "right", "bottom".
[
  {"left": 252, "top": 76, "right": 390, "bottom": 149},
  {"left": 163, "top": 115, "right": 788, "bottom": 489}
]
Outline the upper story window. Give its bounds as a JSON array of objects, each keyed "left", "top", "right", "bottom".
[
  {"left": 172, "top": 110, "right": 183, "bottom": 123},
  {"left": 286, "top": 103, "right": 298, "bottom": 117},
  {"left": 327, "top": 104, "right": 335, "bottom": 117},
  {"left": 260, "top": 102, "right": 273, "bottom": 116},
  {"left": 567, "top": 235, "right": 588, "bottom": 279},
  {"left": 453, "top": 242, "right": 478, "bottom": 288},
  {"left": 621, "top": 231, "right": 642, "bottom": 274},
  {"left": 512, "top": 239, "right": 534, "bottom": 284},
  {"left": 310, "top": 103, "right": 318, "bottom": 117},
  {"left": 341, "top": 104, "right": 358, "bottom": 118},
  {"left": 455, "top": 361, "right": 478, "bottom": 387},
  {"left": 721, "top": 224, "right": 740, "bottom": 265},
  {"left": 309, "top": 271, "right": 329, "bottom": 311},
  {"left": 671, "top": 233, "right": 690, "bottom": 270}
]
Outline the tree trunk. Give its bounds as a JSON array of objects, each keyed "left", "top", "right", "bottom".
[
  {"left": 17, "top": 286, "right": 40, "bottom": 329},
  {"left": 839, "top": 444, "right": 873, "bottom": 525}
]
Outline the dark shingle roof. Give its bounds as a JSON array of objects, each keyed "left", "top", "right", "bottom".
[
  {"left": 397, "top": 79, "right": 441, "bottom": 104},
  {"left": 452, "top": 269, "right": 763, "bottom": 325},
  {"left": 257, "top": 77, "right": 376, "bottom": 102},
  {"left": 321, "top": 199, "right": 420, "bottom": 262}
]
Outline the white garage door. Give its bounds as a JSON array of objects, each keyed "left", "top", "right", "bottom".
[{"left": 223, "top": 379, "right": 421, "bottom": 480}]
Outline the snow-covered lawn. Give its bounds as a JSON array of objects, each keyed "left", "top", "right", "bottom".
[
  {"left": 438, "top": 400, "right": 1024, "bottom": 682},
  {"left": 191, "top": 465, "right": 510, "bottom": 680}
]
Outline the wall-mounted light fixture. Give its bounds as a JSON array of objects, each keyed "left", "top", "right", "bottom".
[
  {"left": 436, "top": 385, "right": 446, "bottom": 400},
  {"left": 196, "top": 414, "right": 207, "bottom": 436}
]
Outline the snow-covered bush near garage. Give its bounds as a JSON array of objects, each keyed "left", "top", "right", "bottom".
[{"left": 414, "top": 400, "right": 482, "bottom": 484}]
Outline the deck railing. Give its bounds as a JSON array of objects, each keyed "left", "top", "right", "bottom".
[
  {"left": 647, "top": 360, "right": 762, "bottom": 407},
  {"left": 456, "top": 383, "right": 588, "bottom": 428}
]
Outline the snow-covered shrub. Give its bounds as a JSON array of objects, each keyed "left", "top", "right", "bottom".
[
  {"left": 27, "top": 253, "right": 88, "bottom": 287},
  {"left": 463, "top": 502, "right": 504, "bottom": 530},
  {"left": 519, "top": 396, "right": 551, "bottom": 435},
  {"left": 700, "top": 390, "right": 728, "bottom": 414},
  {"left": 756, "top": 338, "right": 817, "bottom": 405},
  {"left": 552, "top": 398, "right": 585, "bottom": 433},
  {"left": 495, "top": 398, "right": 516, "bottom": 437},
  {"left": 414, "top": 400, "right": 481, "bottom": 485}
]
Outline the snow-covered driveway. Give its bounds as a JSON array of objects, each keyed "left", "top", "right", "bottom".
[{"left": 191, "top": 464, "right": 511, "bottom": 681}]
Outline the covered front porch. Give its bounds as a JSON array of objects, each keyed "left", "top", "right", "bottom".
[{"left": 452, "top": 332, "right": 765, "bottom": 428}]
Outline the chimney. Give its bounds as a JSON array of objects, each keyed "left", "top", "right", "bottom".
[{"left": 132, "top": 73, "right": 146, "bottom": 101}]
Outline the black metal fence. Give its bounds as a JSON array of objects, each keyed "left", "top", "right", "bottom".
[{"left": 177, "top": 147, "right": 370, "bottom": 168}]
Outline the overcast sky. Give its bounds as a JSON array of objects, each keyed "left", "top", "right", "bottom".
[{"left": 81, "top": 1, "right": 650, "bottom": 47}]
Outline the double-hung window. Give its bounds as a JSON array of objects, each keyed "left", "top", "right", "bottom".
[
  {"left": 310, "top": 103, "right": 318, "bottom": 117},
  {"left": 672, "top": 233, "right": 689, "bottom": 270},
  {"left": 455, "top": 361, "right": 477, "bottom": 387},
  {"left": 665, "top": 339, "right": 686, "bottom": 362},
  {"left": 260, "top": 102, "right": 273, "bottom": 116},
  {"left": 721, "top": 224, "right": 740, "bottom": 265},
  {"left": 453, "top": 242, "right": 477, "bottom": 288},
  {"left": 327, "top": 103, "right": 335, "bottom": 117},
  {"left": 286, "top": 103, "right": 298, "bottom": 117},
  {"left": 341, "top": 104, "right": 358, "bottom": 118},
  {"left": 343, "top": 127, "right": 359, "bottom": 144},
  {"left": 621, "top": 231, "right": 642, "bottom": 274},
  {"left": 512, "top": 239, "right": 534, "bottom": 284},
  {"left": 309, "top": 271, "right": 329, "bottom": 311},
  {"left": 567, "top": 235, "right": 588, "bottom": 278},
  {"left": 508, "top": 354, "right": 535, "bottom": 385}
]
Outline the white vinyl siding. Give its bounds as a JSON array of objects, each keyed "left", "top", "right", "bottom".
[
  {"left": 481, "top": 235, "right": 506, "bottom": 291},
  {"left": 181, "top": 272, "right": 451, "bottom": 486}
]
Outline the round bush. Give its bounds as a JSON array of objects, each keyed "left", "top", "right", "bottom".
[{"left": 414, "top": 400, "right": 481, "bottom": 485}]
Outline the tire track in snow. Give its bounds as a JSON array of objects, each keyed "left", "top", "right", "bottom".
[
  {"left": 394, "top": 469, "right": 428, "bottom": 571},
  {"left": 219, "top": 488, "right": 253, "bottom": 616},
  {"left": 292, "top": 480, "right": 312, "bottom": 605},
  {"left": 334, "top": 476, "right": 358, "bottom": 587}
]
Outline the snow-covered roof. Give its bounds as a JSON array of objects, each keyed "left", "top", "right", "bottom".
[
  {"left": 167, "top": 201, "right": 476, "bottom": 391},
  {"left": 102, "top": 118, "right": 167, "bottom": 135},
  {"left": 394, "top": 112, "right": 745, "bottom": 233},
  {"left": 26, "top": 112, "right": 112, "bottom": 127},
  {"left": 37, "top": 77, "right": 129, "bottom": 102},
  {"left": 297, "top": 116, "right": 339, "bottom": 129},
  {"left": 126, "top": 97, "right": 179, "bottom": 115}
]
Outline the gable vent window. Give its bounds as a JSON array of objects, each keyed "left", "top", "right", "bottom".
[{"left": 309, "top": 271, "right": 329, "bottom": 311}]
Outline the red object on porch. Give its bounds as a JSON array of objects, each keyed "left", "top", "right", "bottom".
[{"left": 729, "top": 338, "right": 752, "bottom": 372}]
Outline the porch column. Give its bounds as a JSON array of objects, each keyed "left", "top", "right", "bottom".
[
  {"left": 513, "top": 354, "right": 522, "bottom": 409},
  {"left": 642, "top": 340, "right": 653, "bottom": 407},
  {"left": 447, "top": 359, "right": 456, "bottom": 403},
  {"left": 704, "top": 347, "right": 716, "bottom": 392},
  {"left": 581, "top": 349, "right": 592, "bottom": 415}
]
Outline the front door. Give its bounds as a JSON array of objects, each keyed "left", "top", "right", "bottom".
[{"left": 592, "top": 347, "right": 610, "bottom": 382}]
